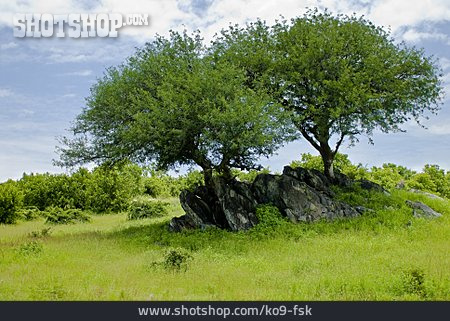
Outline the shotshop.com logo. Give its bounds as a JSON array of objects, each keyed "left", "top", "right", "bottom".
[{"left": 13, "top": 13, "right": 149, "bottom": 38}]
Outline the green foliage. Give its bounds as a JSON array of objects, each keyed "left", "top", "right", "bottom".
[
  {"left": 29, "top": 227, "right": 52, "bottom": 238},
  {"left": 16, "top": 206, "right": 44, "bottom": 221},
  {"left": 407, "top": 165, "right": 449, "bottom": 198},
  {"left": 86, "top": 164, "right": 143, "bottom": 213},
  {"left": 251, "top": 205, "right": 288, "bottom": 238},
  {"left": 291, "top": 153, "right": 449, "bottom": 199},
  {"left": 0, "top": 181, "right": 24, "bottom": 224},
  {"left": 127, "top": 200, "right": 169, "bottom": 220},
  {"left": 18, "top": 241, "right": 43, "bottom": 256},
  {"left": 45, "top": 207, "right": 91, "bottom": 225},
  {"left": 162, "top": 248, "right": 192, "bottom": 271},
  {"left": 232, "top": 168, "right": 271, "bottom": 183},
  {"left": 216, "top": 9, "right": 443, "bottom": 178},
  {"left": 290, "top": 153, "right": 368, "bottom": 180},
  {"left": 400, "top": 268, "right": 427, "bottom": 298},
  {"left": 57, "top": 29, "right": 294, "bottom": 189},
  {"left": 18, "top": 164, "right": 143, "bottom": 214}
]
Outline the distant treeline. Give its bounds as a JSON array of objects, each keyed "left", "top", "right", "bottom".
[{"left": 0, "top": 154, "right": 448, "bottom": 224}]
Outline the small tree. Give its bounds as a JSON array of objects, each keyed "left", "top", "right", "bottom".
[{"left": 56, "top": 31, "right": 292, "bottom": 190}]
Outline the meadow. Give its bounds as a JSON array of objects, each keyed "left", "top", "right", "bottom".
[{"left": 0, "top": 189, "right": 448, "bottom": 301}]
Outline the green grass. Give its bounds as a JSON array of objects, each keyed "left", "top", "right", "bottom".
[{"left": 0, "top": 192, "right": 449, "bottom": 301}]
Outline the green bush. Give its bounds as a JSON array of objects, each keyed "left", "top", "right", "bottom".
[
  {"left": 251, "top": 205, "right": 288, "bottom": 238},
  {"left": 16, "top": 206, "right": 43, "bottom": 221},
  {"left": 127, "top": 200, "right": 169, "bottom": 220},
  {"left": 163, "top": 248, "right": 192, "bottom": 271},
  {"left": 87, "top": 164, "right": 144, "bottom": 213},
  {"left": 19, "top": 241, "right": 43, "bottom": 256},
  {"left": 0, "top": 181, "right": 24, "bottom": 224},
  {"left": 18, "top": 164, "right": 143, "bottom": 214},
  {"left": 45, "top": 207, "right": 91, "bottom": 224}
]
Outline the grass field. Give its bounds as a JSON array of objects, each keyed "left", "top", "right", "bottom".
[{"left": 0, "top": 191, "right": 449, "bottom": 301}]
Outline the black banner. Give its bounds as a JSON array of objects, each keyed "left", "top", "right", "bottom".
[{"left": 0, "top": 301, "right": 448, "bottom": 321}]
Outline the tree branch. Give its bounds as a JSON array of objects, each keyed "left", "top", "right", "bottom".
[{"left": 298, "top": 126, "right": 321, "bottom": 151}]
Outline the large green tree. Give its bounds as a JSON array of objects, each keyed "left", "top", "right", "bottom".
[
  {"left": 215, "top": 10, "right": 443, "bottom": 180},
  {"left": 56, "top": 31, "right": 292, "bottom": 189}
]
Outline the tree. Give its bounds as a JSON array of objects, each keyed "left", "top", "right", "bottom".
[
  {"left": 214, "top": 10, "right": 443, "bottom": 180},
  {"left": 56, "top": 30, "right": 292, "bottom": 190},
  {"left": 274, "top": 10, "right": 443, "bottom": 179}
]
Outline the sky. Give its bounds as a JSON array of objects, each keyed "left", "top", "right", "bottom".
[{"left": 0, "top": 0, "right": 449, "bottom": 182}]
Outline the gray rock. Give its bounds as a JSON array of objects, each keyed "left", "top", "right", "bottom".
[
  {"left": 252, "top": 173, "right": 359, "bottom": 222},
  {"left": 357, "top": 179, "right": 389, "bottom": 194},
  {"left": 170, "top": 167, "right": 389, "bottom": 232},
  {"left": 405, "top": 200, "right": 442, "bottom": 218},
  {"left": 282, "top": 166, "right": 333, "bottom": 196},
  {"left": 213, "top": 178, "right": 258, "bottom": 231}
]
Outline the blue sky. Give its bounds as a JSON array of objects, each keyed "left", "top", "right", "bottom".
[{"left": 0, "top": 0, "right": 449, "bottom": 182}]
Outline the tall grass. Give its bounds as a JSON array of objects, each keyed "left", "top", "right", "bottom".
[{"left": 0, "top": 192, "right": 448, "bottom": 300}]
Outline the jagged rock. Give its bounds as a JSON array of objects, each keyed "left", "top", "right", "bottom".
[
  {"left": 169, "top": 167, "right": 387, "bottom": 232},
  {"left": 213, "top": 178, "right": 258, "bottom": 231},
  {"left": 357, "top": 179, "right": 389, "bottom": 194},
  {"left": 283, "top": 166, "right": 333, "bottom": 196},
  {"left": 169, "top": 177, "right": 259, "bottom": 232},
  {"left": 252, "top": 173, "right": 359, "bottom": 222},
  {"left": 405, "top": 200, "right": 442, "bottom": 218}
]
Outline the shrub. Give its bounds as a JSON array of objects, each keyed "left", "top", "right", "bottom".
[
  {"left": 401, "top": 268, "right": 427, "bottom": 298},
  {"left": 19, "top": 241, "right": 43, "bottom": 256},
  {"left": 29, "top": 227, "right": 52, "bottom": 238},
  {"left": 163, "top": 248, "right": 192, "bottom": 271},
  {"left": 127, "top": 200, "right": 169, "bottom": 220},
  {"left": 86, "top": 164, "right": 143, "bottom": 213},
  {"left": 0, "top": 181, "right": 24, "bottom": 224},
  {"left": 232, "top": 168, "right": 271, "bottom": 183},
  {"left": 16, "top": 206, "right": 43, "bottom": 221},
  {"left": 251, "top": 205, "right": 288, "bottom": 237},
  {"left": 45, "top": 207, "right": 91, "bottom": 224}
]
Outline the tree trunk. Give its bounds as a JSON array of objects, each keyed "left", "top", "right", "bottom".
[
  {"left": 203, "top": 168, "right": 214, "bottom": 190},
  {"left": 319, "top": 148, "right": 335, "bottom": 181}
]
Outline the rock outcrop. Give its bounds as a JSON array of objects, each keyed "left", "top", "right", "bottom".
[
  {"left": 405, "top": 200, "right": 442, "bottom": 218},
  {"left": 169, "top": 166, "right": 385, "bottom": 232}
]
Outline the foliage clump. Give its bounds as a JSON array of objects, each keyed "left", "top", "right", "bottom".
[
  {"left": 45, "top": 207, "right": 91, "bottom": 225},
  {"left": 0, "top": 181, "right": 23, "bottom": 224},
  {"left": 127, "top": 200, "right": 169, "bottom": 220},
  {"left": 162, "top": 248, "right": 192, "bottom": 271}
]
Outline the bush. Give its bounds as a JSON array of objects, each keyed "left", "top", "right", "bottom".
[
  {"left": 16, "top": 206, "right": 43, "bottom": 221},
  {"left": 19, "top": 164, "right": 144, "bottom": 214},
  {"left": 163, "top": 248, "right": 192, "bottom": 271},
  {"left": 0, "top": 181, "right": 24, "bottom": 224},
  {"left": 45, "top": 207, "right": 91, "bottom": 224},
  {"left": 401, "top": 268, "right": 427, "bottom": 298},
  {"left": 127, "top": 200, "right": 169, "bottom": 220},
  {"left": 251, "top": 205, "right": 288, "bottom": 237},
  {"left": 86, "top": 164, "right": 143, "bottom": 213},
  {"left": 19, "top": 241, "right": 43, "bottom": 256}
]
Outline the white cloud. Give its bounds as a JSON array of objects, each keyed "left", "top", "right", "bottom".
[
  {"left": 428, "top": 124, "right": 450, "bottom": 135},
  {"left": 62, "top": 93, "right": 76, "bottom": 98},
  {"left": 0, "top": 42, "right": 18, "bottom": 50},
  {"left": 63, "top": 70, "right": 92, "bottom": 76},
  {"left": 402, "top": 28, "right": 450, "bottom": 45},
  {"left": 0, "top": 88, "right": 13, "bottom": 97},
  {"left": 1, "top": 0, "right": 449, "bottom": 42}
]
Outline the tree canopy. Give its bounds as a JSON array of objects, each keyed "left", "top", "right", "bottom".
[
  {"left": 214, "top": 9, "right": 444, "bottom": 179},
  {"left": 58, "top": 9, "right": 444, "bottom": 186},
  {"left": 56, "top": 31, "right": 293, "bottom": 187}
]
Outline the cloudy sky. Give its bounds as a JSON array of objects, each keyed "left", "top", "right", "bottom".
[{"left": 0, "top": 0, "right": 449, "bottom": 182}]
